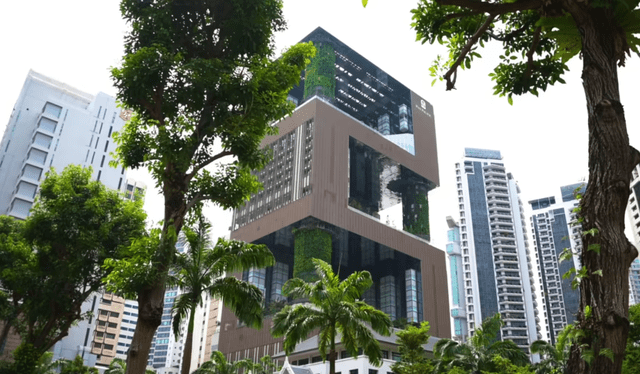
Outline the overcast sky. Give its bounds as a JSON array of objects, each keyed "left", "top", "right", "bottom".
[{"left": 2, "top": 0, "right": 639, "bottom": 248}]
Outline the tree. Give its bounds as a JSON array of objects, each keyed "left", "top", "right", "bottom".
[
  {"left": 170, "top": 211, "right": 274, "bottom": 374},
  {"left": 0, "top": 165, "right": 146, "bottom": 359},
  {"left": 104, "top": 358, "right": 156, "bottom": 374},
  {"left": 375, "top": 0, "right": 640, "bottom": 372},
  {"left": 390, "top": 321, "right": 434, "bottom": 374},
  {"left": 58, "top": 356, "right": 99, "bottom": 374},
  {"left": 531, "top": 324, "right": 576, "bottom": 374},
  {"left": 623, "top": 303, "right": 640, "bottom": 374},
  {"left": 432, "top": 314, "right": 529, "bottom": 374},
  {"left": 193, "top": 351, "right": 253, "bottom": 374},
  {"left": 271, "top": 259, "right": 392, "bottom": 374},
  {"left": 110, "top": 1, "right": 315, "bottom": 371},
  {"left": 246, "top": 355, "right": 281, "bottom": 374}
]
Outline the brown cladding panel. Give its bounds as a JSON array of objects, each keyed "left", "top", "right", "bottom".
[{"left": 223, "top": 98, "right": 450, "bottom": 359}]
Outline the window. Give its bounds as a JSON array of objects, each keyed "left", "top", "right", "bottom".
[
  {"left": 94, "top": 342, "right": 102, "bottom": 349},
  {"left": 100, "top": 310, "right": 108, "bottom": 316},
  {"left": 108, "top": 322, "right": 117, "bottom": 328},
  {"left": 106, "top": 333, "right": 116, "bottom": 339},
  {"left": 369, "top": 370, "right": 378, "bottom": 374},
  {"left": 98, "top": 321, "right": 106, "bottom": 327},
  {"left": 111, "top": 312, "right": 120, "bottom": 318},
  {"left": 104, "top": 344, "right": 114, "bottom": 350},
  {"left": 349, "top": 370, "right": 358, "bottom": 374},
  {"left": 96, "top": 331, "right": 104, "bottom": 338}
]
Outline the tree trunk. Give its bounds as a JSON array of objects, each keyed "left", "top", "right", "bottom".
[
  {"left": 564, "top": 3, "right": 640, "bottom": 373},
  {"left": 181, "top": 308, "right": 196, "bottom": 374},
  {"left": 126, "top": 178, "right": 188, "bottom": 374},
  {"left": 126, "top": 282, "right": 166, "bottom": 374},
  {"left": 329, "top": 328, "right": 336, "bottom": 374}
]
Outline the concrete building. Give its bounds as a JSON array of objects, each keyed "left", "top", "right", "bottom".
[
  {"left": 0, "top": 70, "right": 130, "bottom": 218},
  {"left": 445, "top": 217, "right": 467, "bottom": 342},
  {"left": 273, "top": 328, "right": 440, "bottom": 374},
  {"left": 627, "top": 164, "right": 640, "bottom": 247},
  {"left": 454, "top": 148, "right": 539, "bottom": 355},
  {"left": 218, "top": 26, "right": 449, "bottom": 364},
  {"left": 528, "top": 183, "right": 583, "bottom": 344}
]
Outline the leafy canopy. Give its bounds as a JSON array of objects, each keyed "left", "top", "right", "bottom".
[
  {"left": 0, "top": 165, "right": 146, "bottom": 355},
  {"left": 433, "top": 314, "right": 529, "bottom": 374},
  {"left": 391, "top": 321, "right": 434, "bottom": 374}
]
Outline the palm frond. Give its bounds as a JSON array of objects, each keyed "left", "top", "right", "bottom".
[{"left": 207, "top": 277, "right": 265, "bottom": 329}]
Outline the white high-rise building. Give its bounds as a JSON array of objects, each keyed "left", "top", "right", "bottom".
[
  {"left": 627, "top": 164, "right": 640, "bottom": 306},
  {"left": 0, "top": 70, "right": 130, "bottom": 218},
  {"left": 454, "top": 148, "right": 539, "bottom": 356},
  {"left": 528, "top": 184, "right": 583, "bottom": 344}
]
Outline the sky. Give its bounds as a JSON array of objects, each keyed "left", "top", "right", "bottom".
[{"left": 1, "top": 0, "right": 639, "bottom": 248}]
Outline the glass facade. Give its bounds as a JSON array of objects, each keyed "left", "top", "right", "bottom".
[
  {"left": 288, "top": 28, "right": 420, "bottom": 155},
  {"left": 348, "top": 137, "right": 434, "bottom": 240},
  {"left": 270, "top": 262, "right": 289, "bottom": 303},
  {"left": 246, "top": 217, "right": 423, "bottom": 323}
]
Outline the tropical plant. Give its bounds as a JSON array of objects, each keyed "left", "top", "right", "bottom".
[
  {"left": 170, "top": 210, "right": 274, "bottom": 374},
  {"left": 0, "top": 165, "right": 146, "bottom": 359},
  {"left": 623, "top": 303, "right": 640, "bottom": 374},
  {"left": 109, "top": 0, "right": 315, "bottom": 370},
  {"left": 193, "top": 351, "right": 253, "bottom": 374},
  {"left": 104, "top": 358, "right": 155, "bottom": 374},
  {"left": 390, "top": 321, "right": 434, "bottom": 374},
  {"left": 271, "top": 259, "right": 392, "bottom": 374},
  {"left": 369, "top": 0, "right": 640, "bottom": 371},
  {"left": 432, "top": 314, "right": 529, "bottom": 374},
  {"left": 531, "top": 324, "right": 576, "bottom": 374},
  {"left": 246, "top": 355, "right": 281, "bottom": 374},
  {"left": 58, "top": 355, "right": 99, "bottom": 374}
]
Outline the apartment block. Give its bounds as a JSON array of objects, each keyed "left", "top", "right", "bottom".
[{"left": 454, "top": 148, "right": 539, "bottom": 355}]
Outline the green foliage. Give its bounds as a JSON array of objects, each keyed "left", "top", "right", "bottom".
[
  {"left": 391, "top": 321, "right": 434, "bottom": 374},
  {"left": 169, "top": 211, "right": 274, "bottom": 373},
  {"left": 405, "top": 193, "right": 430, "bottom": 239},
  {"left": 433, "top": 314, "right": 529, "bottom": 374},
  {"left": 58, "top": 356, "right": 98, "bottom": 374},
  {"left": 111, "top": 0, "right": 314, "bottom": 366},
  {"left": 12, "top": 343, "right": 40, "bottom": 374},
  {"left": 623, "top": 303, "right": 640, "bottom": 374},
  {"left": 272, "top": 259, "right": 392, "bottom": 374},
  {"left": 0, "top": 166, "right": 146, "bottom": 356},
  {"left": 246, "top": 355, "right": 282, "bottom": 374},
  {"left": 194, "top": 351, "right": 253, "bottom": 374},
  {"left": 304, "top": 43, "right": 336, "bottom": 100},
  {"left": 531, "top": 323, "right": 575, "bottom": 374},
  {"left": 293, "top": 228, "right": 332, "bottom": 282},
  {"left": 104, "top": 358, "right": 155, "bottom": 374}
]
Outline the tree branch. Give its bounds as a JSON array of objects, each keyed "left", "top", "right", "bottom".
[
  {"left": 436, "top": 0, "right": 542, "bottom": 14},
  {"left": 445, "top": 10, "right": 482, "bottom": 21},
  {"left": 523, "top": 26, "right": 542, "bottom": 81},
  {"left": 443, "top": 14, "right": 497, "bottom": 90},
  {"left": 186, "top": 149, "right": 234, "bottom": 183}
]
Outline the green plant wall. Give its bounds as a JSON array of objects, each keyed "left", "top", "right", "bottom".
[
  {"left": 405, "top": 193, "right": 430, "bottom": 240},
  {"left": 293, "top": 228, "right": 332, "bottom": 282},
  {"left": 303, "top": 43, "right": 336, "bottom": 100}
]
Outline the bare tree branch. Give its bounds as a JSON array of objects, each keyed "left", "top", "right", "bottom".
[{"left": 444, "top": 14, "right": 497, "bottom": 90}]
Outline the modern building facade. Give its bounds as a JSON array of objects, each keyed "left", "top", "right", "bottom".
[
  {"left": 627, "top": 164, "right": 640, "bottom": 247},
  {"left": 454, "top": 148, "right": 539, "bottom": 354},
  {"left": 446, "top": 217, "right": 467, "bottom": 342},
  {"left": 0, "top": 70, "right": 130, "bottom": 219},
  {"left": 528, "top": 183, "right": 583, "bottom": 344},
  {"left": 631, "top": 259, "right": 640, "bottom": 306},
  {"left": 218, "top": 27, "right": 449, "bottom": 363}
]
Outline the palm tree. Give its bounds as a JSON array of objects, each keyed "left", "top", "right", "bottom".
[
  {"left": 271, "top": 259, "right": 392, "bottom": 374},
  {"left": 193, "top": 351, "right": 253, "bottom": 374},
  {"left": 432, "top": 314, "right": 529, "bottom": 374},
  {"left": 33, "top": 352, "right": 60, "bottom": 374},
  {"left": 530, "top": 324, "right": 574, "bottom": 374},
  {"left": 104, "top": 357, "right": 156, "bottom": 374},
  {"left": 171, "top": 212, "right": 275, "bottom": 374}
]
